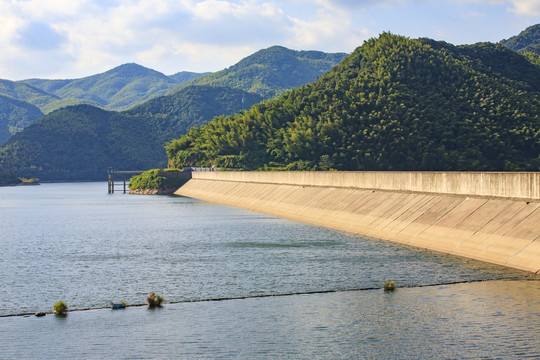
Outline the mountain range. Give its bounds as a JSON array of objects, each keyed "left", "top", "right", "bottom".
[
  {"left": 0, "top": 86, "right": 262, "bottom": 181},
  {"left": 0, "top": 47, "right": 347, "bottom": 147},
  {"left": 0, "top": 46, "right": 347, "bottom": 180},
  {"left": 20, "top": 63, "right": 185, "bottom": 111},
  {"left": 0, "top": 25, "right": 539, "bottom": 182}
]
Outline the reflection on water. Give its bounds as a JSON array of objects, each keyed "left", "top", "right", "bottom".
[{"left": 1, "top": 280, "right": 539, "bottom": 359}]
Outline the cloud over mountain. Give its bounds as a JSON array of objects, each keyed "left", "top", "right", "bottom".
[{"left": 0, "top": 0, "right": 537, "bottom": 80}]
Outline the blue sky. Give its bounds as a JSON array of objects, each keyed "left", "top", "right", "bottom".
[{"left": 0, "top": 0, "right": 538, "bottom": 80}]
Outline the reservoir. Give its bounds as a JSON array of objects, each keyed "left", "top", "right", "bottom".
[{"left": 1, "top": 182, "right": 539, "bottom": 359}]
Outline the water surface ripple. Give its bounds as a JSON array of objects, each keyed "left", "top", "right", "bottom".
[
  {"left": 1, "top": 182, "right": 539, "bottom": 359},
  {"left": 0, "top": 182, "right": 534, "bottom": 315}
]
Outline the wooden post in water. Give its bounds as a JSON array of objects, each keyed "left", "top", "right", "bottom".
[
  {"left": 123, "top": 173, "right": 127, "bottom": 194},
  {"left": 107, "top": 168, "right": 114, "bottom": 194}
]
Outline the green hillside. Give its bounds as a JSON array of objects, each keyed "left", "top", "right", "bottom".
[
  {"left": 18, "top": 63, "right": 181, "bottom": 111},
  {"left": 168, "top": 71, "right": 210, "bottom": 83},
  {"left": 126, "top": 85, "right": 261, "bottom": 138},
  {"left": 20, "top": 79, "right": 71, "bottom": 94},
  {"left": 524, "top": 52, "right": 540, "bottom": 66},
  {"left": 500, "top": 23, "right": 540, "bottom": 55},
  {"left": 0, "top": 94, "right": 44, "bottom": 145},
  {"left": 172, "top": 46, "right": 348, "bottom": 99},
  {"left": 0, "top": 86, "right": 260, "bottom": 181},
  {"left": 166, "top": 33, "right": 540, "bottom": 171},
  {"left": 0, "top": 79, "right": 60, "bottom": 110},
  {"left": 0, "top": 167, "right": 20, "bottom": 186},
  {"left": 47, "top": 63, "right": 178, "bottom": 110},
  {"left": 1, "top": 48, "right": 346, "bottom": 142},
  {"left": 39, "top": 97, "right": 103, "bottom": 114}
]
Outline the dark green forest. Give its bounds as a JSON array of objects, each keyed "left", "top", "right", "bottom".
[
  {"left": 0, "top": 167, "right": 20, "bottom": 185},
  {"left": 173, "top": 46, "right": 348, "bottom": 99},
  {"left": 501, "top": 24, "right": 540, "bottom": 55},
  {"left": 0, "top": 86, "right": 260, "bottom": 181},
  {"left": 166, "top": 33, "right": 540, "bottom": 171},
  {"left": 0, "top": 94, "right": 44, "bottom": 145}
]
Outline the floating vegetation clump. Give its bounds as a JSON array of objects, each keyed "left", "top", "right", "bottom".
[
  {"left": 383, "top": 280, "right": 397, "bottom": 292},
  {"left": 53, "top": 301, "right": 68, "bottom": 316},
  {"left": 147, "top": 292, "right": 164, "bottom": 307}
]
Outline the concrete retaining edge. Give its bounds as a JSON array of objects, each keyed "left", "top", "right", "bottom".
[{"left": 175, "top": 171, "right": 540, "bottom": 273}]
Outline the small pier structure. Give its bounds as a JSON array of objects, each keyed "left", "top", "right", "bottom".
[{"left": 107, "top": 168, "right": 145, "bottom": 194}]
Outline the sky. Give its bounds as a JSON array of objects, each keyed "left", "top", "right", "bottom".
[{"left": 0, "top": 0, "right": 539, "bottom": 80}]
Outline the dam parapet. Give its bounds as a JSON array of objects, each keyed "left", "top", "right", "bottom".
[{"left": 189, "top": 171, "right": 540, "bottom": 200}]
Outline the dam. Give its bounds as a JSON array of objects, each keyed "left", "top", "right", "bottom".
[{"left": 175, "top": 171, "right": 540, "bottom": 273}]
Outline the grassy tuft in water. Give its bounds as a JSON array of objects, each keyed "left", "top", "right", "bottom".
[
  {"left": 53, "top": 301, "right": 68, "bottom": 315},
  {"left": 383, "top": 280, "right": 397, "bottom": 292},
  {"left": 147, "top": 292, "right": 165, "bottom": 307}
]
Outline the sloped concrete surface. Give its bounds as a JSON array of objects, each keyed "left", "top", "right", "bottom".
[{"left": 175, "top": 172, "right": 540, "bottom": 273}]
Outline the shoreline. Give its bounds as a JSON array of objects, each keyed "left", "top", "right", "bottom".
[{"left": 0, "top": 182, "right": 40, "bottom": 187}]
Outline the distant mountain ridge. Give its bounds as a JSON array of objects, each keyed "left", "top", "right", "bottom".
[
  {"left": 500, "top": 23, "right": 540, "bottom": 55},
  {"left": 168, "top": 71, "right": 212, "bottom": 83},
  {"left": 0, "top": 85, "right": 261, "bottom": 181},
  {"left": 0, "top": 79, "right": 60, "bottom": 109},
  {"left": 173, "top": 46, "right": 348, "bottom": 99},
  {"left": 0, "top": 94, "right": 43, "bottom": 145},
  {"left": 19, "top": 63, "right": 183, "bottom": 111},
  {"left": 0, "top": 46, "right": 346, "bottom": 143}
]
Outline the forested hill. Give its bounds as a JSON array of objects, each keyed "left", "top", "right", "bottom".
[
  {"left": 0, "top": 94, "right": 44, "bottom": 145},
  {"left": 172, "top": 46, "right": 348, "bottom": 99},
  {"left": 0, "top": 167, "right": 20, "bottom": 186},
  {"left": 168, "top": 71, "right": 211, "bottom": 83},
  {"left": 0, "top": 47, "right": 344, "bottom": 144},
  {"left": 125, "top": 85, "right": 259, "bottom": 136},
  {"left": 0, "top": 79, "right": 60, "bottom": 109},
  {"left": 0, "top": 86, "right": 260, "bottom": 181},
  {"left": 500, "top": 23, "right": 540, "bottom": 55},
  {"left": 166, "top": 33, "right": 540, "bottom": 171},
  {"left": 20, "top": 63, "right": 180, "bottom": 111}
]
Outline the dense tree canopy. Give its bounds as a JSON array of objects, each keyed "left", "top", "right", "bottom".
[
  {"left": 0, "top": 86, "right": 260, "bottom": 181},
  {"left": 0, "top": 94, "right": 44, "bottom": 145},
  {"left": 173, "top": 46, "right": 348, "bottom": 99},
  {"left": 0, "top": 166, "right": 20, "bottom": 186},
  {"left": 500, "top": 23, "right": 540, "bottom": 55},
  {"left": 166, "top": 33, "right": 540, "bottom": 171}
]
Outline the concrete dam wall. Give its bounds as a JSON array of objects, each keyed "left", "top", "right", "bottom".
[{"left": 175, "top": 171, "right": 540, "bottom": 273}]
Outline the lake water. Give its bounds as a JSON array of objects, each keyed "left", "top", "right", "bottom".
[{"left": 1, "top": 182, "right": 539, "bottom": 359}]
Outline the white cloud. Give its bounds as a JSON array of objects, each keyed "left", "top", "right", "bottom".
[
  {"left": 507, "top": 0, "right": 540, "bottom": 16},
  {"left": 286, "top": 7, "right": 367, "bottom": 51},
  {"left": 0, "top": 0, "right": 537, "bottom": 79},
  {"left": 440, "top": 0, "right": 540, "bottom": 16},
  {"left": 312, "top": 0, "right": 540, "bottom": 16}
]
